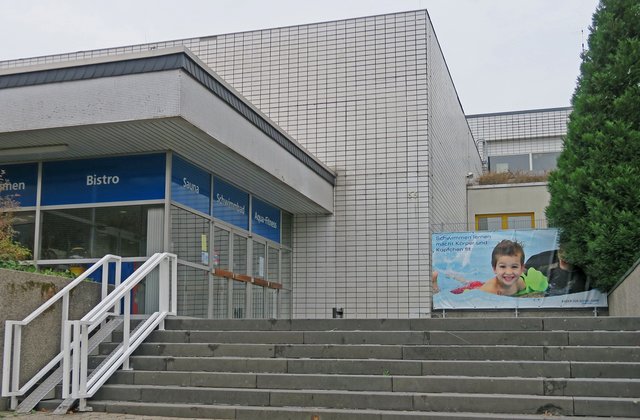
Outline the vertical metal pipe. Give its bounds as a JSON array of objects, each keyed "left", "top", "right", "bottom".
[
  {"left": 11, "top": 325, "right": 21, "bottom": 398},
  {"left": 79, "top": 324, "right": 89, "bottom": 397},
  {"left": 61, "top": 322, "right": 71, "bottom": 399},
  {"left": 61, "top": 294, "right": 69, "bottom": 353},
  {"left": 71, "top": 323, "right": 80, "bottom": 398},
  {"left": 2, "top": 324, "right": 14, "bottom": 397}
]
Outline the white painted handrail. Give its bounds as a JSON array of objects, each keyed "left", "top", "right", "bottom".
[
  {"left": 61, "top": 252, "right": 177, "bottom": 411},
  {"left": 2, "top": 255, "right": 122, "bottom": 409}
]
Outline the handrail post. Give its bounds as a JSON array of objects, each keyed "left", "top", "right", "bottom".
[
  {"left": 114, "top": 258, "right": 122, "bottom": 315},
  {"left": 122, "top": 292, "right": 131, "bottom": 370},
  {"left": 158, "top": 256, "right": 169, "bottom": 330},
  {"left": 61, "top": 293, "right": 70, "bottom": 353},
  {"left": 171, "top": 255, "right": 177, "bottom": 316},
  {"left": 61, "top": 321, "right": 72, "bottom": 399},
  {"left": 11, "top": 324, "right": 22, "bottom": 407},
  {"left": 101, "top": 260, "right": 109, "bottom": 302},
  {"left": 2, "top": 324, "right": 13, "bottom": 398},
  {"left": 79, "top": 323, "right": 89, "bottom": 399},
  {"left": 71, "top": 322, "right": 80, "bottom": 399}
]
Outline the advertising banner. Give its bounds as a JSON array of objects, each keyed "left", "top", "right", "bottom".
[
  {"left": 251, "top": 197, "right": 280, "bottom": 243},
  {"left": 0, "top": 163, "right": 38, "bottom": 207},
  {"left": 432, "top": 229, "right": 607, "bottom": 309},
  {"left": 41, "top": 154, "right": 166, "bottom": 205},
  {"left": 212, "top": 177, "right": 249, "bottom": 230},
  {"left": 171, "top": 155, "right": 211, "bottom": 214}
]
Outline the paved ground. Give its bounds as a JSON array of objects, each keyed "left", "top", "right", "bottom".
[{"left": 0, "top": 412, "right": 213, "bottom": 420}]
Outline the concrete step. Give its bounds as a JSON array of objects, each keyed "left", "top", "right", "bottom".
[
  {"left": 87, "top": 400, "right": 637, "bottom": 420},
  {"left": 119, "top": 329, "right": 640, "bottom": 346},
  {"left": 98, "top": 341, "right": 640, "bottom": 362},
  {"left": 72, "top": 316, "right": 640, "bottom": 419},
  {"left": 108, "top": 370, "right": 640, "bottom": 397},
  {"left": 89, "top": 355, "right": 640, "bottom": 378},
  {"left": 90, "top": 384, "right": 640, "bottom": 417},
  {"left": 163, "top": 316, "right": 640, "bottom": 332}
]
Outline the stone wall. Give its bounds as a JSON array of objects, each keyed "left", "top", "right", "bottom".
[
  {"left": 608, "top": 258, "right": 640, "bottom": 317},
  {"left": 0, "top": 269, "right": 102, "bottom": 410}
]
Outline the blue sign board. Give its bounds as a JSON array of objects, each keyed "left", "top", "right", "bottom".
[
  {"left": 252, "top": 197, "right": 280, "bottom": 243},
  {"left": 0, "top": 163, "right": 38, "bottom": 207},
  {"left": 41, "top": 154, "right": 166, "bottom": 205},
  {"left": 171, "top": 155, "right": 211, "bottom": 214},
  {"left": 212, "top": 178, "right": 249, "bottom": 230}
]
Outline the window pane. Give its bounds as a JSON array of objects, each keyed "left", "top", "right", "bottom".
[
  {"left": 532, "top": 152, "right": 560, "bottom": 172},
  {"left": 210, "top": 275, "right": 228, "bottom": 319},
  {"left": 488, "top": 154, "right": 530, "bottom": 172},
  {"left": 507, "top": 215, "right": 533, "bottom": 229},
  {"left": 477, "top": 216, "right": 502, "bottom": 231},
  {"left": 233, "top": 234, "right": 247, "bottom": 274},
  {"left": 252, "top": 241, "right": 266, "bottom": 278},
  {"left": 10, "top": 211, "right": 35, "bottom": 257},
  {"left": 232, "top": 282, "right": 246, "bottom": 319},
  {"left": 214, "top": 227, "right": 230, "bottom": 270},
  {"left": 252, "top": 284, "right": 264, "bottom": 318},
  {"left": 177, "top": 265, "right": 208, "bottom": 318},
  {"left": 267, "top": 247, "right": 279, "bottom": 282}
]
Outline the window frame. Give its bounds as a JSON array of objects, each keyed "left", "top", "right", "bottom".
[{"left": 475, "top": 212, "right": 535, "bottom": 231}]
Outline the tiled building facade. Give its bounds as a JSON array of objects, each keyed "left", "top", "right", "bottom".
[
  {"left": 1, "top": 11, "right": 482, "bottom": 318},
  {"left": 467, "top": 107, "right": 571, "bottom": 173}
]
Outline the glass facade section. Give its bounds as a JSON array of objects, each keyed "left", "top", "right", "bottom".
[
  {"left": 177, "top": 264, "right": 208, "bottom": 317},
  {"left": 171, "top": 206, "right": 209, "bottom": 265}
]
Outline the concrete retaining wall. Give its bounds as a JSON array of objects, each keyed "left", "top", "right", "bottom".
[
  {"left": 608, "top": 258, "right": 640, "bottom": 317},
  {"left": 0, "top": 269, "right": 103, "bottom": 410}
]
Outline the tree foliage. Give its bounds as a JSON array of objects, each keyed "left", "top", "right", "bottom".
[
  {"left": 0, "top": 171, "right": 31, "bottom": 262},
  {"left": 546, "top": 0, "right": 640, "bottom": 291}
]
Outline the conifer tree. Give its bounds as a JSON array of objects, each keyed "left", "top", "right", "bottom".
[{"left": 546, "top": 0, "right": 640, "bottom": 290}]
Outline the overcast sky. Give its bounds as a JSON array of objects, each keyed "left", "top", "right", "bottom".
[{"left": 1, "top": 0, "right": 599, "bottom": 115}]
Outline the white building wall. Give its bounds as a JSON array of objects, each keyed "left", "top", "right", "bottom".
[
  {"left": 191, "top": 12, "right": 438, "bottom": 318},
  {"left": 0, "top": 10, "right": 476, "bottom": 319},
  {"left": 426, "top": 19, "right": 483, "bottom": 236}
]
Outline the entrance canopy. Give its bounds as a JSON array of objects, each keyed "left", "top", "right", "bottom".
[{"left": 0, "top": 47, "right": 334, "bottom": 214}]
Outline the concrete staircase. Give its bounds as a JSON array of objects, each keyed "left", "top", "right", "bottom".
[{"left": 52, "top": 317, "right": 640, "bottom": 418}]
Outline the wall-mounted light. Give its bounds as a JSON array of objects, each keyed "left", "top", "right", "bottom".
[{"left": 0, "top": 144, "right": 69, "bottom": 156}]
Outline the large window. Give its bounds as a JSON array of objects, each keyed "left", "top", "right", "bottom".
[
  {"left": 476, "top": 213, "right": 535, "bottom": 231},
  {"left": 40, "top": 205, "right": 157, "bottom": 259},
  {"left": 489, "top": 152, "right": 560, "bottom": 173}
]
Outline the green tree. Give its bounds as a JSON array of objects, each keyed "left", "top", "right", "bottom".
[
  {"left": 546, "top": 0, "right": 640, "bottom": 290},
  {"left": 0, "top": 171, "right": 31, "bottom": 262}
]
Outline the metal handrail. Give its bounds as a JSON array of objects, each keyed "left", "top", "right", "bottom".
[
  {"left": 61, "top": 252, "right": 177, "bottom": 411},
  {"left": 2, "top": 255, "right": 122, "bottom": 409}
]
